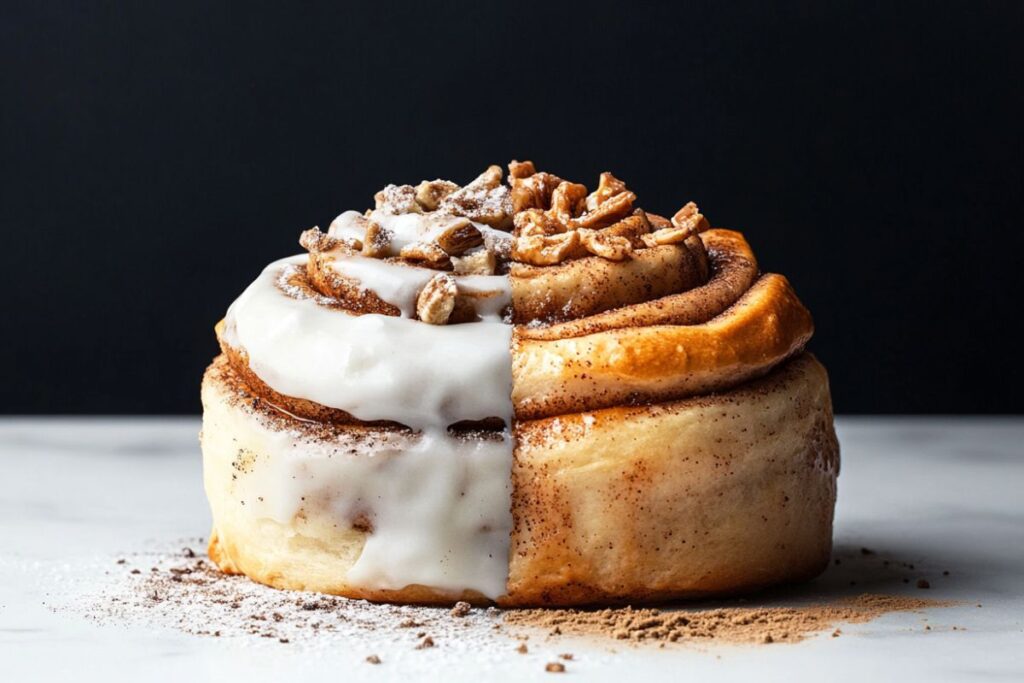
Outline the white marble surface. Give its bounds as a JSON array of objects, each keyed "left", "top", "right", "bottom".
[{"left": 1, "top": 417, "right": 1022, "bottom": 681}]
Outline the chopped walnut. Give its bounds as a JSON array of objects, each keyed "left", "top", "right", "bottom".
[
  {"left": 374, "top": 184, "right": 422, "bottom": 215},
  {"left": 642, "top": 202, "right": 709, "bottom": 246},
  {"left": 415, "top": 179, "right": 459, "bottom": 211},
  {"left": 578, "top": 228, "right": 633, "bottom": 261},
  {"left": 440, "top": 166, "right": 512, "bottom": 229},
  {"left": 549, "top": 182, "right": 588, "bottom": 225},
  {"left": 361, "top": 221, "right": 392, "bottom": 258},
  {"left": 510, "top": 171, "right": 564, "bottom": 213},
  {"left": 585, "top": 172, "right": 629, "bottom": 212},
  {"left": 452, "top": 248, "right": 496, "bottom": 275},
  {"left": 434, "top": 219, "right": 483, "bottom": 256},
  {"left": 299, "top": 227, "right": 360, "bottom": 254},
  {"left": 512, "top": 231, "right": 580, "bottom": 266},
  {"left": 671, "top": 201, "right": 710, "bottom": 235},
  {"left": 514, "top": 208, "right": 565, "bottom": 237},
  {"left": 400, "top": 241, "right": 451, "bottom": 269},
  {"left": 568, "top": 190, "right": 635, "bottom": 230},
  {"left": 508, "top": 159, "right": 537, "bottom": 179},
  {"left": 416, "top": 274, "right": 457, "bottom": 325}
]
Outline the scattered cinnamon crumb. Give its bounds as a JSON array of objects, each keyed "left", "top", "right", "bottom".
[
  {"left": 559, "top": 653, "right": 574, "bottom": 660},
  {"left": 450, "top": 601, "right": 471, "bottom": 617},
  {"left": 505, "top": 595, "right": 950, "bottom": 645},
  {"left": 416, "top": 636, "right": 435, "bottom": 649},
  {"left": 366, "top": 654, "right": 381, "bottom": 664},
  {"left": 831, "top": 629, "right": 841, "bottom": 637},
  {"left": 516, "top": 643, "right": 528, "bottom": 654},
  {"left": 546, "top": 662, "right": 565, "bottom": 673}
]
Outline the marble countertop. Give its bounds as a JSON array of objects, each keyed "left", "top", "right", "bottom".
[{"left": 1, "top": 417, "right": 1022, "bottom": 681}]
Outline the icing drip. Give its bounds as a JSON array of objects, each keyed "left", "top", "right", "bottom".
[{"left": 221, "top": 255, "right": 515, "bottom": 599}]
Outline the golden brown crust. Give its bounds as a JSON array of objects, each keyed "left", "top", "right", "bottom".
[
  {"left": 512, "top": 270, "right": 814, "bottom": 420},
  {"left": 505, "top": 353, "right": 838, "bottom": 606},
  {"left": 202, "top": 352, "right": 838, "bottom": 607}
]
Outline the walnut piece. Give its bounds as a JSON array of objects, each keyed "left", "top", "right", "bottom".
[
  {"left": 549, "top": 182, "right": 588, "bottom": 225},
  {"left": 642, "top": 202, "right": 709, "bottom": 246},
  {"left": 671, "top": 201, "right": 710, "bottom": 235},
  {"left": 568, "top": 190, "right": 635, "bottom": 230},
  {"left": 415, "top": 179, "right": 459, "bottom": 211},
  {"left": 416, "top": 273, "right": 457, "bottom": 325},
  {"left": 434, "top": 219, "right": 483, "bottom": 256},
  {"left": 585, "top": 172, "right": 629, "bottom": 212},
  {"left": 512, "top": 231, "right": 580, "bottom": 266},
  {"left": 452, "top": 248, "right": 496, "bottom": 275},
  {"left": 578, "top": 228, "right": 633, "bottom": 261},
  {"left": 299, "top": 226, "right": 360, "bottom": 254},
  {"left": 374, "top": 184, "right": 422, "bottom": 215},
  {"left": 514, "top": 208, "right": 565, "bottom": 237},
  {"left": 510, "top": 171, "right": 564, "bottom": 213},
  {"left": 440, "top": 165, "right": 512, "bottom": 229},
  {"left": 508, "top": 160, "right": 536, "bottom": 179},
  {"left": 400, "top": 241, "right": 451, "bottom": 269},
  {"left": 361, "top": 220, "right": 392, "bottom": 258}
]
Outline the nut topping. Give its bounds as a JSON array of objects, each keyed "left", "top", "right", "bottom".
[
  {"left": 400, "top": 241, "right": 451, "bottom": 269},
  {"left": 416, "top": 273, "right": 457, "bottom": 325},
  {"left": 548, "top": 182, "right": 588, "bottom": 225},
  {"left": 585, "top": 172, "right": 629, "bottom": 212},
  {"left": 508, "top": 159, "right": 537, "bottom": 179},
  {"left": 513, "top": 208, "right": 565, "bottom": 237},
  {"left": 374, "top": 184, "right": 422, "bottom": 215},
  {"left": 568, "top": 190, "right": 636, "bottom": 230},
  {"left": 434, "top": 219, "right": 484, "bottom": 256},
  {"left": 361, "top": 221, "right": 392, "bottom": 258},
  {"left": 299, "top": 227, "right": 360, "bottom": 254},
  {"left": 642, "top": 202, "right": 709, "bottom": 246},
  {"left": 512, "top": 231, "right": 580, "bottom": 266},
  {"left": 415, "top": 179, "right": 459, "bottom": 211},
  {"left": 578, "top": 228, "right": 633, "bottom": 261}
]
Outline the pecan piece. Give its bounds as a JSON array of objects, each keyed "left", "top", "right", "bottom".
[
  {"left": 513, "top": 208, "right": 564, "bottom": 237},
  {"left": 440, "top": 166, "right": 512, "bottom": 229},
  {"left": 400, "top": 241, "right": 451, "bottom": 269},
  {"left": 548, "top": 181, "right": 588, "bottom": 225},
  {"left": 569, "top": 190, "right": 635, "bottom": 230},
  {"left": 585, "top": 172, "right": 629, "bottom": 212},
  {"left": 415, "top": 179, "right": 459, "bottom": 211},
  {"left": 434, "top": 219, "right": 483, "bottom": 256},
  {"left": 510, "top": 171, "right": 563, "bottom": 213},
  {"left": 642, "top": 202, "right": 709, "bottom": 246},
  {"left": 374, "top": 184, "right": 422, "bottom": 215},
  {"left": 299, "top": 227, "right": 360, "bottom": 254},
  {"left": 416, "top": 273, "right": 457, "bottom": 325},
  {"left": 361, "top": 221, "right": 392, "bottom": 258},
  {"left": 512, "top": 231, "right": 580, "bottom": 266},
  {"left": 508, "top": 159, "right": 536, "bottom": 179},
  {"left": 578, "top": 228, "right": 633, "bottom": 261},
  {"left": 671, "top": 201, "right": 710, "bottom": 235}
]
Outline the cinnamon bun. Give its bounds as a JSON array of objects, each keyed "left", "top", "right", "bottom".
[{"left": 201, "top": 162, "right": 839, "bottom": 606}]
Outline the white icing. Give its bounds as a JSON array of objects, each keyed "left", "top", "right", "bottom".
[
  {"left": 224, "top": 256, "right": 512, "bottom": 428},
  {"left": 326, "top": 254, "right": 510, "bottom": 321},
  {"left": 220, "top": 407, "right": 512, "bottom": 599},
  {"left": 221, "top": 255, "right": 515, "bottom": 599},
  {"left": 329, "top": 209, "right": 512, "bottom": 257}
]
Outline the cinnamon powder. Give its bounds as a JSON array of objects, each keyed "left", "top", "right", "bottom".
[{"left": 504, "top": 593, "right": 949, "bottom": 645}]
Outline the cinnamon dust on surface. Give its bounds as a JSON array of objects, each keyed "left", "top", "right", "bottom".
[{"left": 505, "top": 593, "right": 949, "bottom": 645}]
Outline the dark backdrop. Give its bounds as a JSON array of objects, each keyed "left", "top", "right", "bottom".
[{"left": 3, "top": 2, "right": 1022, "bottom": 414}]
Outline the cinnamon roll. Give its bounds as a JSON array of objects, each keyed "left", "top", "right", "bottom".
[{"left": 201, "top": 162, "right": 839, "bottom": 606}]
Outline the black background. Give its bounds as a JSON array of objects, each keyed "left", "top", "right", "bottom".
[{"left": 3, "top": 2, "right": 1022, "bottom": 414}]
